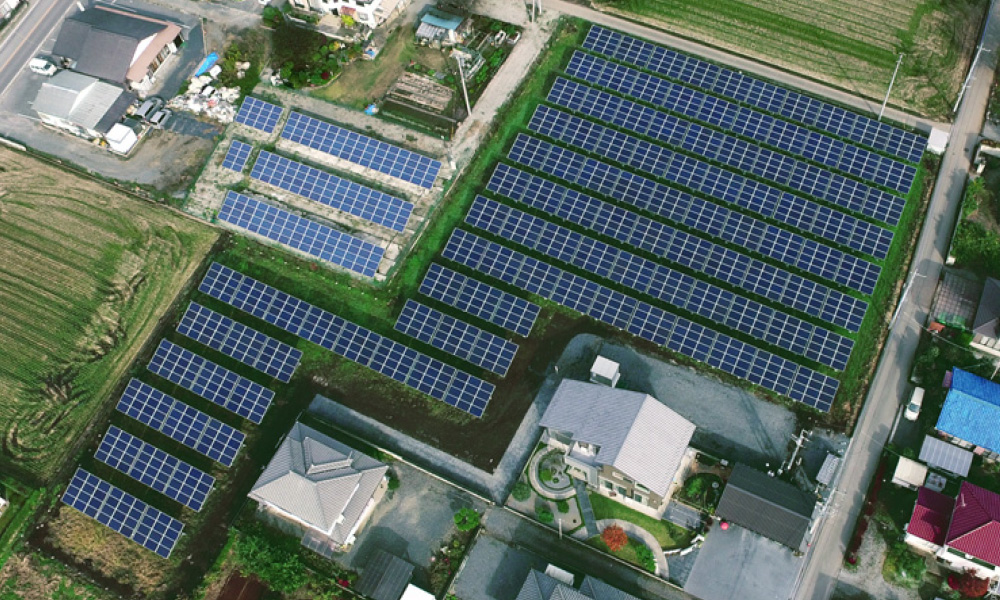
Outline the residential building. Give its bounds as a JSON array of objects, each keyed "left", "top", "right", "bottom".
[
  {"left": 515, "top": 568, "right": 640, "bottom": 600},
  {"left": 939, "top": 482, "right": 1000, "bottom": 578},
  {"left": 904, "top": 486, "right": 955, "bottom": 554},
  {"left": 539, "top": 379, "right": 696, "bottom": 518},
  {"left": 33, "top": 71, "right": 133, "bottom": 140},
  {"left": 935, "top": 368, "right": 1000, "bottom": 458},
  {"left": 354, "top": 550, "right": 414, "bottom": 600},
  {"left": 714, "top": 464, "right": 818, "bottom": 551},
  {"left": 248, "top": 421, "right": 388, "bottom": 555},
  {"left": 286, "top": 0, "right": 407, "bottom": 27},
  {"left": 52, "top": 6, "right": 183, "bottom": 91},
  {"left": 971, "top": 277, "right": 1000, "bottom": 357}
]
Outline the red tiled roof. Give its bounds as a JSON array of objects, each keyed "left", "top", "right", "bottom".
[
  {"left": 907, "top": 487, "right": 954, "bottom": 545},
  {"left": 946, "top": 482, "right": 1000, "bottom": 566}
]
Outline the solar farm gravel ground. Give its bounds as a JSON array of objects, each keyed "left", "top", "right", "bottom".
[
  {"left": 593, "top": 0, "right": 987, "bottom": 119},
  {"left": 0, "top": 148, "right": 219, "bottom": 484}
]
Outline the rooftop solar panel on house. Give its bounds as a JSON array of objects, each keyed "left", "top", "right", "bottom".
[{"left": 234, "top": 97, "right": 284, "bottom": 133}]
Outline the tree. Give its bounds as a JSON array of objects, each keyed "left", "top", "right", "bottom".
[
  {"left": 883, "top": 542, "right": 926, "bottom": 586},
  {"left": 454, "top": 507, "right": 480, "bottom": 531},
  {"left": 556, "top": 499, "right": 570, "bottom": 513},
  {"left": 511, "top": 482, "right": 531, "bottom": 502},
  {"left": 601, "top": 525, "right": 628, "bottom": 552},
  {"left": 949, "top": 570, "right": 990, "bottom": 598},
  {"left": 536, "top": 506, "right": 554, "bottom": 524}
]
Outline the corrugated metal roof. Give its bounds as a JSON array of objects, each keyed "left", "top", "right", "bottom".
[
  {"left": 936, "top": 369, "right": 1000, "bottom": 454},
  {"left": 715, "top": 464, "right": 816, "bottom": 550},
  {"left": 539, "top": 380, "right": 694, "bottom": 497},
  {"left": 33, "top": 71, "right": 128, "bottom": 132},
  {"left": 919, "top": 435, "right": 973, "bottom": 477}
]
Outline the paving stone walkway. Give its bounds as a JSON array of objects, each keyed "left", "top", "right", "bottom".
[{"left": 573, "top": 480, "right": 600, "bottom": 539}]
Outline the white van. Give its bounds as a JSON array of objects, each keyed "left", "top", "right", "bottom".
[
  {"left": 904, "top": 386, "right": 925, "bottom": 421},
  {"left": 29, "top": 58, "right": 58, "bottom": 76}
]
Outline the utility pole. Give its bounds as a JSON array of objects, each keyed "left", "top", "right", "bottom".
[
  {"left": 878, "top": 54, "right": 904, "bottom": 121},
  {"left": 781, "top": 430, "right": 810, "bottom": 474},
  {"left": 455, "top": 54, "right": 471, "bottom": 117}
]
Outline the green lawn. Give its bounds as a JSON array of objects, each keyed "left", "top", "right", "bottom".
[{"left": 589, "top": 493, "right": 693, "bottom": 549}]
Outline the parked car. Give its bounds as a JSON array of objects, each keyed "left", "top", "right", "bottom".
[
  {"left": 149, "top": 109, "right": 172, "bottom": 129},
  {"left": 28, "top": 58, "right": 58, "bottom": 76},
  {"left": 904, "top": 386, "right": 925, "bottom": 421},
  {"left": 135, "top": 97, "right": 164, "bottom": 121}
]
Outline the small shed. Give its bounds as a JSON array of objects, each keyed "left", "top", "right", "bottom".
[
  {"left": 892, "top": 457, "right": 928, "bottom": 490},
  {"left": 106, "top": 123, "right": 138, "bottom": 155},
  {"left": 589, "top": 355, "right": 620, "bottom": 387},
  {"left": 415, "top": 8, "right": 469, "bottom": 46},
  {"left": 399, "top": 586, "right": 435, "bottom": 600},
  {"left": 927, "top": 127, "right": 949, "bottom": 154},
  {"left": 919, "top": 435, "right": 973, "bottom": 477}
]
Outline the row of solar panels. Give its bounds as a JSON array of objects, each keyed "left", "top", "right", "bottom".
[
  {"left": 233, "top": 97, "right": 442, "bottom": 189},
  {"left": 62, "top": 301, "right": 301, "bottom": 557}
]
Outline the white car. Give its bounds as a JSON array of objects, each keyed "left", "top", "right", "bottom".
[
  {"left": 904, "top": 386, "right": 925, "bottom": 421},
  {"left": 29, "top": 58, "right": 58, "bottom": 76}
]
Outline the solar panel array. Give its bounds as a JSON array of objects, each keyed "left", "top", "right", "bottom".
[
  {"left": 234, "top": 97, "right": 284, "bottom": 134},
  {"left": 198, "top": 263, "right": 494, "bottom": 417},
  {"left": 493, "top": 161, "right": 878, "bottom": 296},
  {"left": 219, "top": 191, "right": 385, "bottom": 277},
  {"left": 251, "top": 151, "right": 413, "bottom": 232},
  {"left": 116, "top": 379, "right": 245, "bottom": 466},
  {"left": 394, "top": 299, "right": 518, "bottom": 376},
  {"left": 148, "top": 339, "right": 274, "bottom": 424},
  {"left": 509, "top": 134, "right": 892, "bottom": 260},
  {"left": 96, "top": 426, "right": 215, "bottom": 512},
  {"left": 222, "top": 140, "right": 252, "bottom": 172},
  {"left": 582, "top": 26, "right": 926, "bottom": 163},
  {"left": 281, "top": 112, "right": 442, "bottom": 188},
  {"left": 466, "top": 197, "right": 853, "bottom": 370},
  {"left": 419, "top": 263, "right": 540, "bottom": 336},
  {"left": 485, "top": 168, "right": 867, "bottom": 328},
  {"left": 546, "top": 78, "right": 907, "bottom": 222},
  {"left": 565, "top": 52, "right": 916, "bottom": 192},
  {"left": 442, "top": 230, "right": 837, "bottom": 410},
  {"left": 178, "top": 301, "right": 302, "bottom": 382}
]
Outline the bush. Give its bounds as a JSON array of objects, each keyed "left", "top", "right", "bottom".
[
  {"left": 883, "top": 542, "right": 926, "bottom": 587},
  {"left": 453, "top": 507, "right": 480, "bottom": 532},
  {"left": 537, "top": 506, "right": 554, "bottom": 524},
  {"left": 386, "top": 471, "right": 399, "bottom": 491},
  {"left": 232, "top": 525, "right": 309, "bottom": 593},
  {"left": 556, "top": 499, "right": 570, "bottom": 513},
  {"left": 949, "top": 570, "right": 990, "bottom": 597},
  {"left": 601, "top": 525, "right": 628, "bottom": 552},
  {"left": 511, "top": 482, "right": 531, "bottom": 502},
  {"left": 539, "top": 468, "right": 553, "bottom": 483},
  {"left": 634, "top": 542, "right": 656, "bottom": 572}
]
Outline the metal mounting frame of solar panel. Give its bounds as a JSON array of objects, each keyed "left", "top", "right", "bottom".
[
  {"left": 508, "top": 133, "right": 893, "bottom": 261},
  {"left": 465, "top": 196, "right": 854, "bottom": 371},
  {"left": 281, "top": 112, "right": 442, "bottom": 188},
  {"left": 148, "top": 339, "right": 274, "bottom": 424},
  {"left": 563, "top": 52, "right": 917, "bottom": 194},
  {"left": 219, "top": 191, "right": 385, "bottom": 277},
  {"left": 394, "top": 299, "right": 518, "bottom": 376},
  {"left": 440, "top": 229, "right": 838, "bottom": 411},
  {"left": 419, "top": 263, "right": 540, "bottom": 336},
  {"left": 116, "top": 378, "right": 246, "bottom": 466},
  {"left": 95, "top": 426, "right": 216, "bottom": 511},
  {"left": 222, "top": 140, "right": 253, "bottom": 172},
  {"left": 196, "top": 262, "right": 495, "bottom": 417},
  {"left": 581, "top": 26, "right": 926, "bottom": 164},
  {"left": 234, "top": 97, "right": 285, "bottom": 133},
  {"left": 545, "top": 78, "right": 909, "bottom": 222},
  {"left": 62, "top": 468, "right": 184, "bottom": 558},
  {"left": 250, "top": 151, "right": 413, "bottom": 232},
  {"left": 485, "top": 166, "right": 868, "bottom": 329},
  {"left": 177, "top": 301, "right": 302, "bottom": 382}
]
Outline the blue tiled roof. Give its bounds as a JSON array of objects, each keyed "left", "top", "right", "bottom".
[{"left": 936, "top": 368, "right": 1000, "bottom": 453}]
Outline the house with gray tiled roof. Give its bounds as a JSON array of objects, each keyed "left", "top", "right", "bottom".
[
  {"left": 249, "top": 421, "right": 387, "bottom": 554},
  {"left": 539, "top": 379, "right": 696, "bottom": 518},
  {"left": 515, "top": 568, "right": 640, "bottom": 600}
]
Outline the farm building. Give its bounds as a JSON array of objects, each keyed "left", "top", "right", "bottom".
[
  {"left": 33, "top": 71, "right": 133, "bottom": 141},
  {"left": 415, "top": 8, "right": 470, "bottom": 47}
]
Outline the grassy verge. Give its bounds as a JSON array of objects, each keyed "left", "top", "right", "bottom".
[{"left": 588, "top": 493, "right": 693, "bottom": 549}]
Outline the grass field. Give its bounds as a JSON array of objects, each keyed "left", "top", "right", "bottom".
[
  {"left": 0, "top": 148, "right": 218, "bottom": 483},
  {"left": 596, "top": 0, "right": 988, "bottom": 118}
]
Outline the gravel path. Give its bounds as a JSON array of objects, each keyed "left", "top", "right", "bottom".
[{"left": 834, "top": 528, "right": 921, "bottom": 600}]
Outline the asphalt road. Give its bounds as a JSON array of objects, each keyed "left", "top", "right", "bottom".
[
  {"left": 792, "top": 1, "right": 1000, "bottom": 599},
  {"left": 0, "top": 0, "right": 77, "bottom": 100}
]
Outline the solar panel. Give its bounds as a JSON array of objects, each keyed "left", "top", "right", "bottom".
[
  {"left": 546, "top": 78, "right": 909, "bottom": 221},
  {"left": 95, "top": 426, "right": 215, "bottom": 511},
  {"left": 419, "top": 263, "right": 540, "bottom": 336},
  {"left": 250, "top": 151, "right": 413, "bottom": 232},
  {"left": 148, "top": 339, "right": 274, "bottom": 424},
  {"left": 197, "top": 263, "right": 494, "bottom": 417},
  {"left": 564, "top": 53, "right": 918, "bottom": 194},
  {"left": 441, "top": 229, "right": 838, "bottom": 411},
  {"left": 581, "top": 26, "right": 926, "bottom": 163},
  {"left": 486, "top": 165, "right": 868, "bottom": 325},
  {"left": 116, "top": 379, "right": 245, "bottom": 466},
  {"left": 281, "top": 112, "right": 442, "bottom": 188},
  {"left": 62, "top": 468, "right": 184, "bottom": 558},
  {"left": 465, "top": 197, "right": 854, "bottom": 370},
  {"left": 219, "top": 191, "right": 385, "bottom": 277},
  {"left": 234, "top": 97, "right": 284, "bottom": 133},
  {"left": 509, "top": 133, "right": 893, "bottom": 260},
  {"left": 222, "top": 140, "right": 252, "bottom": 172},
  {"left": 394, "top": 299, "right": 519, "bottom": 376},
  {"left": 177, "top": 301, "right": 302, "bottom": 382}
]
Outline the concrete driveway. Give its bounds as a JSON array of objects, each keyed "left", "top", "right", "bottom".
[{"left": 343, "top": 460, "right": 486, "bottom": 590}]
